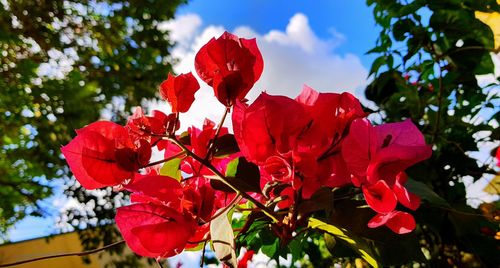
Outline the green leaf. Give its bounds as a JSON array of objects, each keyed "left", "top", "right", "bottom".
[
  {"left": 288, "top": 232, "right": 308, "bottom": 263},
  {"left": 308, "top": 217, "right": 379, "bottom": 268},
  {"left": 261, "top": 237, "right": 279, "bottom": 258},
  {"left": 210, "top": 157, "right": 261, "bottom": 193},
  {"left": 366, "top": 45, "right": 386, "bottom": 54},
  {"left": 474, "top": 52, "right": 494, "bottom": 75},
  {"left": 159, "top": 158, "right": 182, "bottom": 181},
  {"left": 297, "top": 187, "right": 334, "bottom": 216},
  {"left": 405, "top": 179, "right": 451, "bottom": 208},
  {"left": 369, "top": 55, "right": 386, "bottom": 77},
  {"left": 213, "top": 134, "right": 239, "bottom": 157},
  {"left": 392, "top": 18, "right": 414, "bottom": 41}
]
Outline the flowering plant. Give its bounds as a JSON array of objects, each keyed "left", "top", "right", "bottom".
[{"left": 62, "top": 31, "right": 432, "bottom": 267}]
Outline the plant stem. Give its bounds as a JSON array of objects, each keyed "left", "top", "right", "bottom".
[
  {"left": 156, "top": 259, "right": 166, "bottom": 268},
  {"left": 200, "top": 240, "right": 208, "bottom": 268},
  {"left": 206, "top": 194, "right": 242, "bottom": 223},
  {"left": 0, "top": 240, "right": 125, "bottom": 267},
  {"left": 205, "top": 106, "right": 230, "bottom": 161},
  {"left": 142, "top": 150, "right": 186, "bottom": 168}
]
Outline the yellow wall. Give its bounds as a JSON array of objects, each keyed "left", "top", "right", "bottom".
[{"left": 0, "top": 232, "right": 147, "bottom": 268}]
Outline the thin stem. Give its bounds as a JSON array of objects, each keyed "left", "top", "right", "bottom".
[
  {"left": 169, "top": 136, "right": 279, "bottom": 222},
  {"left": 205, "top": 194, "right": 242, "bottom": 223},
  {"left": 142, "top": 150, "right": 186, "bottom": 168},
  {"left": 156, "top": 259, "right": 165, "bottom": 268},
  {"left": 0, "top": 240, "right": 125, "bottom": 267},
  {"left": 205, "top": 106, "right": 230, "bottom": 161},
  {"left": 200, "top": 240, "right": 208, "bottom": 268}
]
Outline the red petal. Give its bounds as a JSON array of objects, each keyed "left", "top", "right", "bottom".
[
  {"left": 116, "top": 203, "right": 195, "bottom": 258},
  {"left": 61, "top": 135, "right": 108, "bottom": 190},
  {"left": 341, "top": 119, "right": 377, "bottom": 179},
  {"left": 81, "top": 131, "right": 132, "bottom": 185},
  {"left": 232, "top": 93, "right": 311, "bottom": 164},
  {"left": 393, "top": 173, "right": 421, "bottom": 211},
  {"left": 362, "top": 180, "right": 397, "bottom": 214},
  {"left": 375, "top": 119, "right": 427, "bottom": 149},
  {"left": 195, "top": 31, "right": 263, "bottom": 106},
  {"left": 62, "top": 121, "right": 134, "bottom": 189},
  {"left": 263, "top": 156, "right": 293, "bottom": 183},
  {"left": 368, "top": 210, "right": 416, "bottom": 234},
  {"left": 238, "top": 249, "right": 255, "bottom": 268},
  {"left": 367, "top": 120, "right": 432, "bottom": 183},
  {"left": 296, "top": 85, "right": 364, "bottom": 151},
  {"left": 126, "top": 175, "right": 183, "bottom": 205},
  {"left": 385, "top": 211, "right": 417, "bottom": 234},
  {"left": 160, "top": 72, "right": 200, "bottom": 113},
  {"left": 367, "top": 144, "right": 432, "bottom": 184},
  {"left": 276, "top": 186, "right": 295, "bottom": 209}
]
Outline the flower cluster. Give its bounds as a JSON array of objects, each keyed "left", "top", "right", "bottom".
[{"left": 62, "top": 31, "right": 432, "bottom": 263}]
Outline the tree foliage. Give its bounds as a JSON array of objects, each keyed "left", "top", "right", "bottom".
[
  {"left": 0, "top": 0, "right": 185, "bottom": 237},
  {"left": 364, "top": 0, "right": 500, "bottom": 266}
]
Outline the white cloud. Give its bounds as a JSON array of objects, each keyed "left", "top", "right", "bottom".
[
  {"left": 156, "top": 12, "right": 369, "bottom": 130},
  {"left": 157, "top": 13, "right": 202, "bottom": 50}
]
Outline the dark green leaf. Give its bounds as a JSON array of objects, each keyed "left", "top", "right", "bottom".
[
  {"left": 405, "top": 179, "right": 451, "bottom": 208},
  {"left": 211, "top": 157, "right": 261, "bottom": 193}
]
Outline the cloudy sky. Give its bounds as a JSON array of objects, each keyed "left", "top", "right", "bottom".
[{"left": 148, "top": 1, "right": 378, "bottom": 129}]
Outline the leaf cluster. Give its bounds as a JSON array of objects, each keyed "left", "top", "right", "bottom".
[{"left": 364, "top": 0, "right": 500, "bottom": 266}]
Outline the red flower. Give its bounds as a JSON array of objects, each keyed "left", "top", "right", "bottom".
[
  {"left": 233, "top": 88, "right": 365, "bottom": 200},
  {"left": 263, "top": 155, "right": 293, "bottom": 184},
  {"left": 238, "top": 249, "right": 255, "bottom": 268},
  {"left": 295, "top": 86, "right": 365, "bottom": 197},
  {"left": 115, "top": 203, "right": 196, "bottom": 258},
  {"left": 367, "top": 210, "right": 416, "bottom": 234},
  {"left": 367, "top": 119, "right": 432, "bottom": 185},
  {"left": 159, "top": 72, "right": 200, "bottom": 113},
  {"left": 295, "top": 85, "right": 365, "bottom": 152},
  {"left": 195, "top": 31, "right": 263, "bottom": 106},
  {"left": 362, "top": 180, "right": 397, "bottom": 214},
  {"left": 342, "top": 118, "right": 432, "bottom": 185},
  {"left": 232, "top": 93, "right": 311, "bottom": 164},
  {"left": 61, "top": 121, "right": 150, "bottom": 189},
  {"left": 127, "top": 107, "right": 179, "bottom": 143}
]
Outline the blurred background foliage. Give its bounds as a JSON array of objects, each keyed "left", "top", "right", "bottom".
[
  {"left": 0, "top": 0, "right": 185, "bottom": 266},
  {"left": 361, "top": 0, "right": 500, "bottom": 266},
  {"left": 1, "top": 0, "right": 500, "bottom": 267}
]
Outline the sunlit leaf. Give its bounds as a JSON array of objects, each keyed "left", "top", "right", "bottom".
[
  {"left": 210, "top": 207, "right": 237, "bottom": 268},
  {"left": 308, "top": 217, "right": 379, "bottom": 268},
  {"left": 160, "top": 158, "right": 182, "bottom": 181},
  {"left": 483, "top": 175, "right": 500, "bottom": 194}
]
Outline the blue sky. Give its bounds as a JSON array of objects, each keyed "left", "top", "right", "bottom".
[{"left": 176, "top": 0, "right": 379, "bottom": 66}]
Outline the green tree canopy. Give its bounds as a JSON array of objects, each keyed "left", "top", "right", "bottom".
[{"left": 0, "top": 0, "right": 185, "bottom": 236}]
